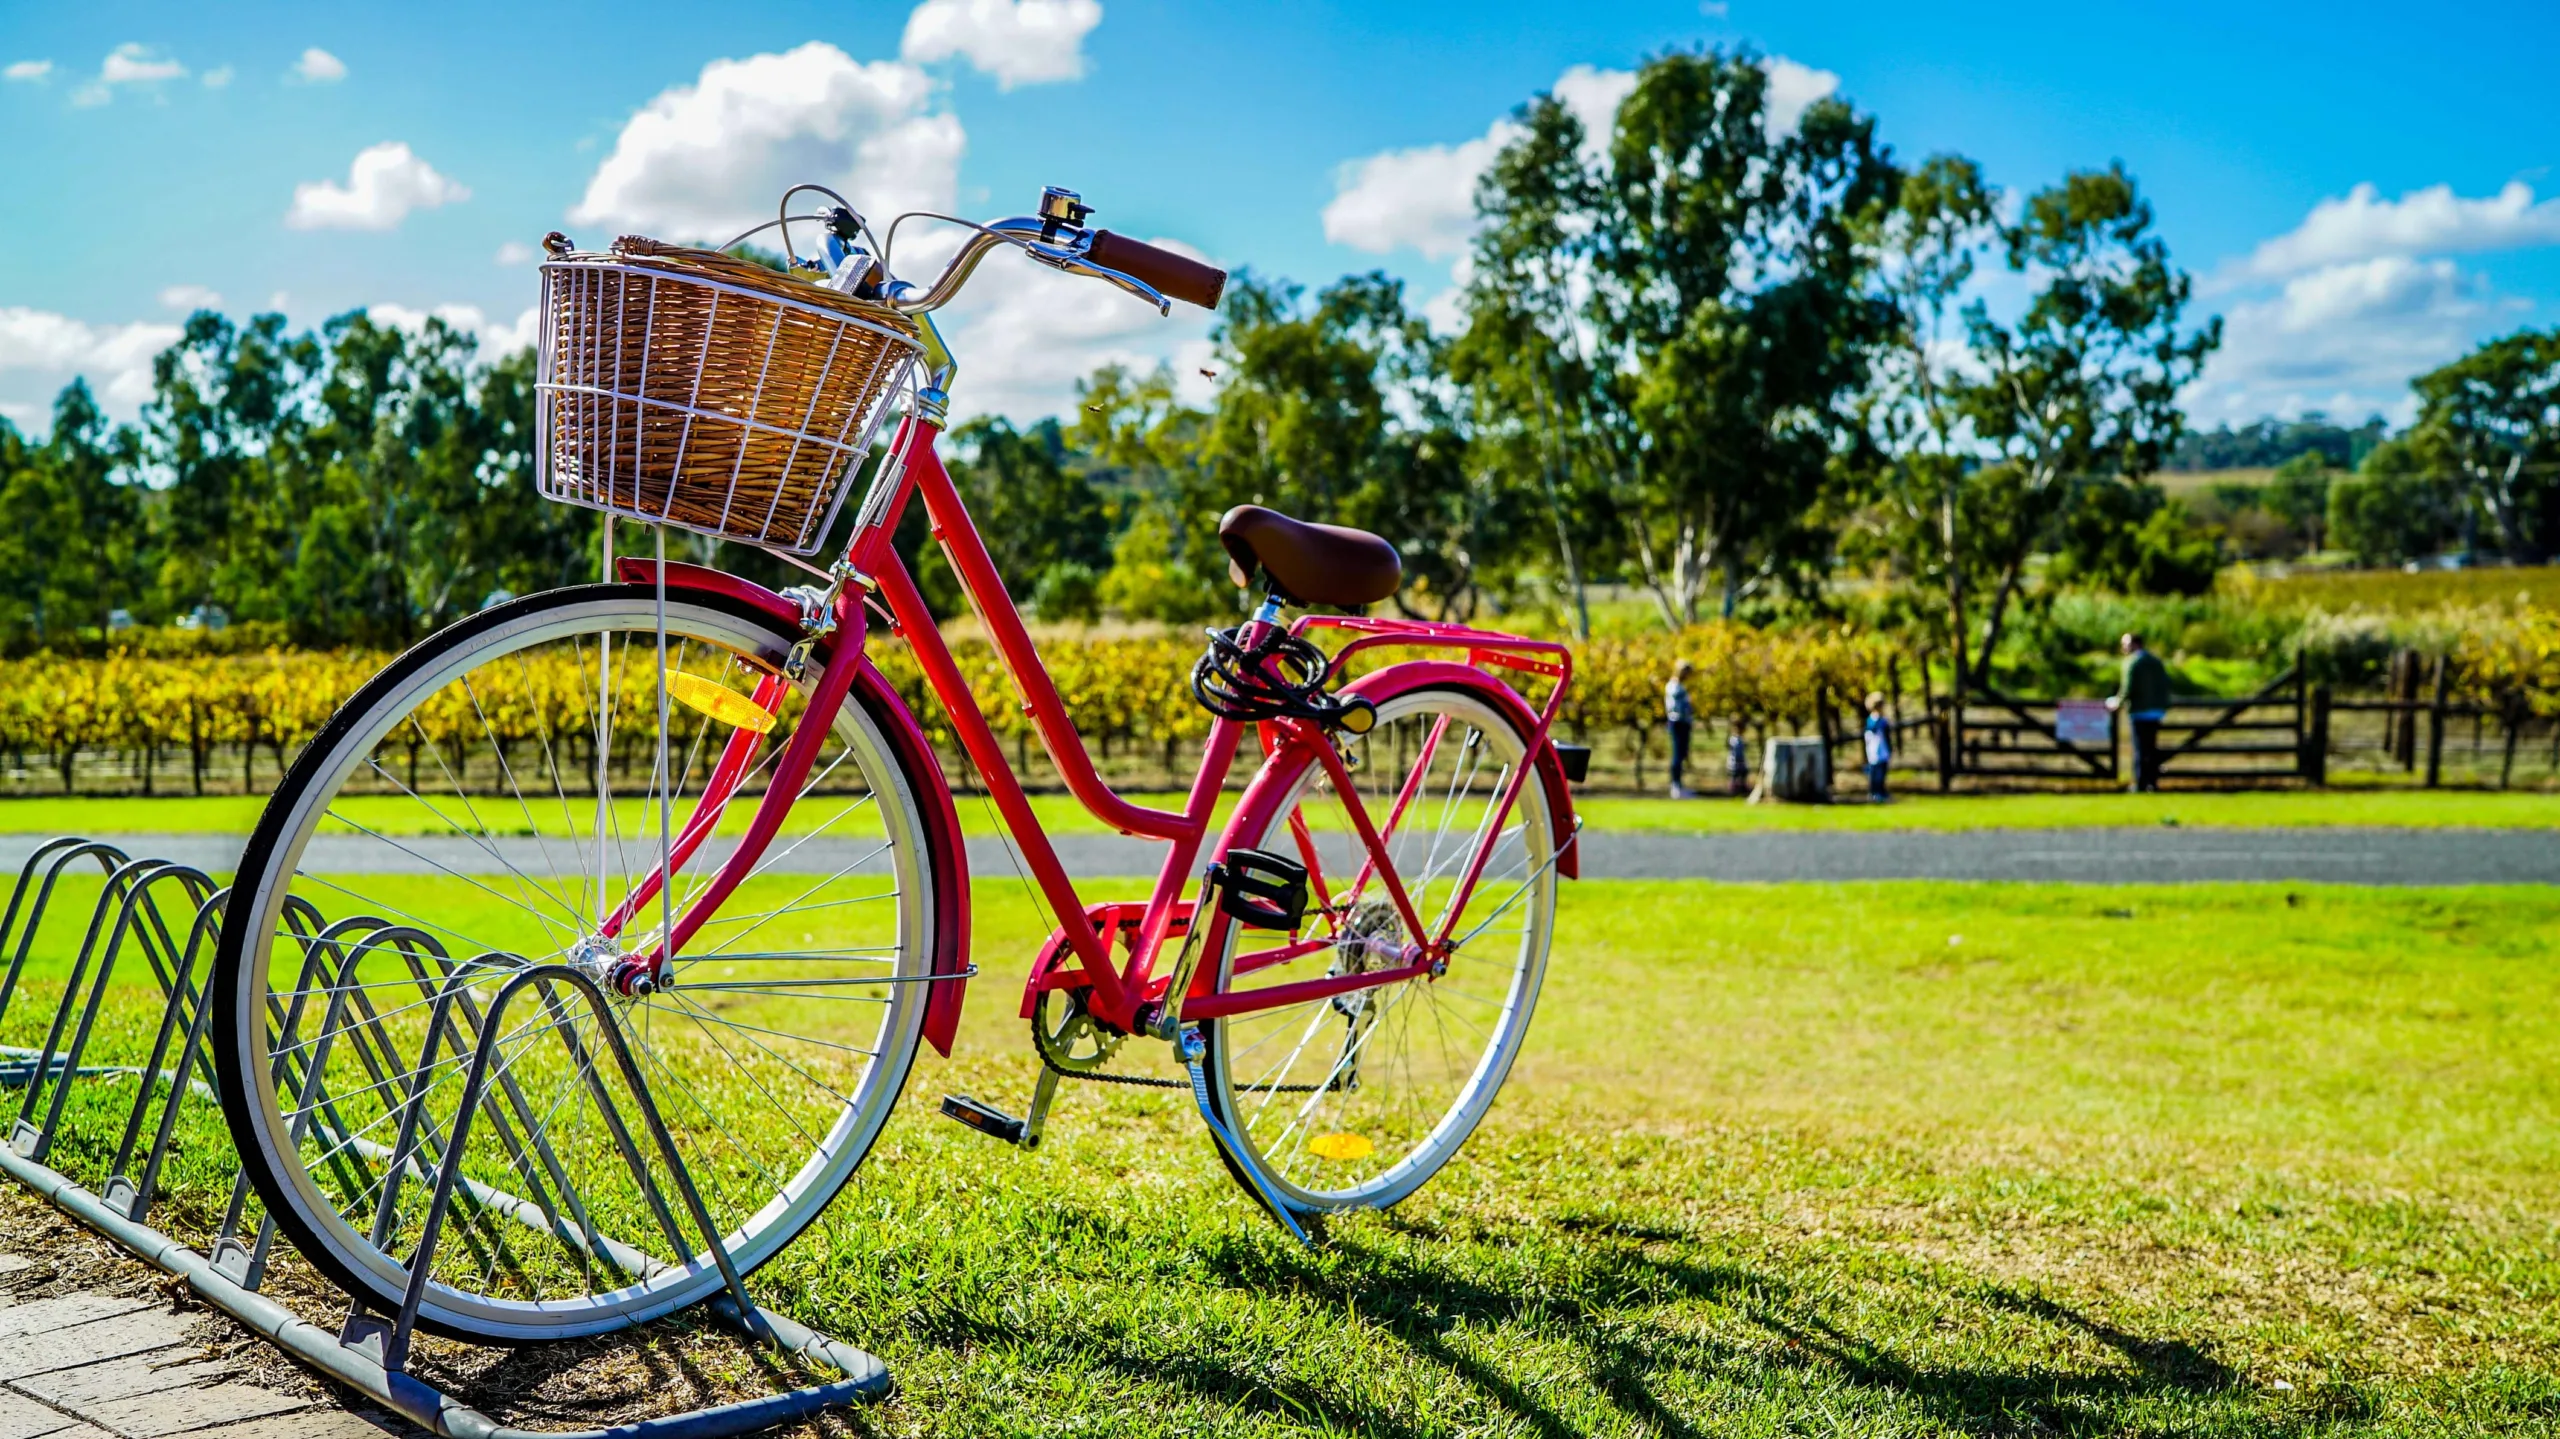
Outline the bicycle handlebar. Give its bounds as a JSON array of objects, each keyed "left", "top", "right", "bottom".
[
  {"left": 1086, "top": 231, "right": 1227, "bottom": 311},
  {"left": 880, "top": 195, "right": 1227, "bottom": 319}
]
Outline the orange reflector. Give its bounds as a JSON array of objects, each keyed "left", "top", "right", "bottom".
[
  {"left": 665, "top": 672, "right": 776, "bottom": 733},
  {"left": 1307, "top": 1132, "right": 1373, "bottom": 1162}
]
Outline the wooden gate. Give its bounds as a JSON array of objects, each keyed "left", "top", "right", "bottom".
[
  {"left": 2151, "top": 667, "right": 2324, "bottom": 783},
  {"left": 1934, "top": 669, "right": 2328, "bottom": 789},
  {"left": 1934, "top": 687, "right": 2120, "bottom": 787}
]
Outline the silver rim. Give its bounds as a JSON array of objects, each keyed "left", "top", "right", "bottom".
[
  {"left": 226, "top": 595, "right": 931, "bottom": 1339},
  {"left": 1208, "top": 686, "right": 1553, "bottom": 1212}
]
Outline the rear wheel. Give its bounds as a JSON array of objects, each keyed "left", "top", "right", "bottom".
[
  {"left": 211, "top": 586, "right": 939, "bottom": 1341},
  {"left": 1201, "top": 680, "right": 1555, "bottom": 1213}
]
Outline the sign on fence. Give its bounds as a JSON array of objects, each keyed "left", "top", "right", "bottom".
[{"left": 2053, "top": 700, "right": 2111, "bottom": 745}]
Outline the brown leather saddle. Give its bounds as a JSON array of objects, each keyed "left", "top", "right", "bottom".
[{"left": 1216, "top": 505, "right": 1402, "bottom": 609}]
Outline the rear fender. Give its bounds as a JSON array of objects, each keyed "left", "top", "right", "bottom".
[{"left": 614, "top": 558, "right": 973, "bottom": 1054}]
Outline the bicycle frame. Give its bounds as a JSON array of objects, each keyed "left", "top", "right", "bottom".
[{"left": 620, "top": 413, "right": 1576, "bottom": 1040}]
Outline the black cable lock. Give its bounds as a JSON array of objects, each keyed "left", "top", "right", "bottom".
[{"left": 1190, "top": 625, "right": 1377, "bottom": 734}]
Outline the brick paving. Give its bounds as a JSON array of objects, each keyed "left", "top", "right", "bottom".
[{"left": 0, "top": 1259, "right": 398, "bottom": 1439}]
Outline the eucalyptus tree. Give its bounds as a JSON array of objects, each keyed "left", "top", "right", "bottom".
[
  {"left": 0, "top": 383, "right": 146, "bottom": 643},
  {"left": 1954, "top": 164, "right": 2219, "bottom": 666},
  {"left": 1462, "top": 48, "right": 1899, "bottom": 629},
  {"left": 1596, "top": 50, "right": 1899, "bottom": 626},
  {"left": 2405, "top": 327, "right": 2560, "bottom": 562},
  {"left": 1863, "top": 153, "right": 1999, "bottom": 686},
  {"left": 1449, "top": 90, "right": 1618, "bottom": 638},
  {"left": 1187, "top": 272, "right": 1491, "bottom": 619}
]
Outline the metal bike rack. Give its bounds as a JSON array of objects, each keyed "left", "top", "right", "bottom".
[{"left": 0, "top": 835, "right": 893, "bottom": 1439}]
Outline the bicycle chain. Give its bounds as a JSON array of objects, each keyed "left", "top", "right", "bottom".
[{"left": 1033, "top": 1034, "right": 1338, "bottom": 1094}]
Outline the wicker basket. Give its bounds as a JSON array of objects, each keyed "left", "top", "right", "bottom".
[{"left": 534, "top": 236, "right": 923, "bottom": 554}]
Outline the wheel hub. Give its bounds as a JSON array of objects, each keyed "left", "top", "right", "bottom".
[{"left": 567, "top": 934, "right": 654, "bottom": 996}]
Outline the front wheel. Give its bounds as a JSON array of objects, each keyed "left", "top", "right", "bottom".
[
  {"left": 1201, "top": 679, "right": 1556, "bottom": 1214},
  {"left": 211, "top": 585, "right": 941, "bottom": 1341}
]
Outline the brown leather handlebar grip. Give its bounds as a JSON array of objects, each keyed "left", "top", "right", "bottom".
[{"left": 1088, "top": 230, "right": 1227, "bottom": 311}]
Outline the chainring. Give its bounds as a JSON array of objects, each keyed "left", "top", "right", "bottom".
[{"left": 1032, "top": 985, "right": 1125, "bottom": 1074}]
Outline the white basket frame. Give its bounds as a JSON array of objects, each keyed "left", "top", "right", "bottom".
[{"left": 534, "top": 255, "right": 923, "bottom": 556}]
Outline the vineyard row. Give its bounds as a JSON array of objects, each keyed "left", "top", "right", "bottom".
[
  {"left": 0, "top": 626, "right": 1905, "bottom": 796},
  {"left": 3, "top": 616, "right": 2555, "bottom": 797}
]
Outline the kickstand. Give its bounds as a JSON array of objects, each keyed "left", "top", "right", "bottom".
[{"left": 1179, "top": 1027, "right": 1311, "bottom": 1246}]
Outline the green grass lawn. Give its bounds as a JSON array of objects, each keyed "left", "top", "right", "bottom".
[
  {"left": 10, "top": 875, "right": 2549, "bottom": 1434},
  {"left": 789, "top": 880, "right": 2560, "bottom": 1434},
  {"left": 7, "top": 783, "right": 2560, "bottom": 839}
]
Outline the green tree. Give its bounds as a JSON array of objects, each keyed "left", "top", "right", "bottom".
[
  {"left": 1956, "top": 164, "right": 2220, "bottom": 666},
  {"left": 1183, "top": 272, "right": 1492, "bottom": 619},
  {"left": 1075, "top": 364, "right": 1228, "bottom": 624},
  {"left": 939, "top": 416, "right": 1114, "bottom": 618},
  {"left": 0, "top": 383, "right": 148, "bottom": 642},
  {"left": 2264, "top": 451, "right": 2333, "bottom": 552},
  {"left": 1451, "top": 89, "right": 1622, "bottom": 638},
  {"left": 2404, "top": 327, "right": 2560, "bottom": 562},
  {"left": 1590, "top": 47, "right": 1899, "bottom": 626},
  {"left": 2049, "top": 480, "right": 2219, "bottom": 596},
  {"left": 2328, "top": 439, "right": 2458, "bottom": 566},
  {"left": 1864, "top": 152, "right": 2002, "bottom": 686}
]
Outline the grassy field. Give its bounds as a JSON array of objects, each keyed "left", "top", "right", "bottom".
[
  {"left": 765, "top": 880, "right": 2560, "bottom": 1434},
  {"left": 4, "top": 784, "right": 2559, "bottom": 839},
  {"left": 9, "top": 876, "right": 2552, "bottom": 1435}
]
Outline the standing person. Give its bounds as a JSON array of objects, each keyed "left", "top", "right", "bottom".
[
  {"left": 1726, "top": 727, "right": 1750, "bottom": 796},
  {"left": 2107, "top": 632, "right": 2171, "bottom": 792},
  {"left": 1665, "top": 659, "right": 1696, "bottom": 799},
  {"left": 1862, "top": 691, "right": 1893, "bottom": 802}
]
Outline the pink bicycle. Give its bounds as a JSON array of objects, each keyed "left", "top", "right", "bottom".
[{"left": 210, "top": 186, "right": 1583, "bottom": 1343}]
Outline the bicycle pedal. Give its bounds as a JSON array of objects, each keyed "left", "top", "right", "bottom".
[
  {"left": 1210, "top": 848, "right": 1309, "bottom": 931},
  {"left": 940, "top": 1093, "right": 1030, "bottom": 1146}
]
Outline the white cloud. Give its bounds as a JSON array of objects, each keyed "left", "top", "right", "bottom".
[
  {"left": 3, "top": 60, "right": 51, "bottom": 83},
  {"left": 0, "top": 308, "right": 183, "bottom": 424},
  {"left": 570, "top": 42, "right": 962, "bottom": 244},
  {"left": 158, "top": 284, "right": 222, "bottom": 311},
  {"left": 901, "top": 0, "right": 1101, "bottom": 89},
  {"left": 2238, "top": 180, "right": 2560, "bottom": 280},
  {"left": 286, "top": 142, "right": 469, "bottom": 231},
  {"left": 70, "top": 43, "right": 184, "bottom": 105},
  {"left": 370, "top": 303, "right": 540, "bottom": 356},
  {"left": 927, "top": 238, "right": 1217, "bottom": 423},
  {"left": 100, "top": 43, "right": 184, "bottom": 85},
  {"left": 2186, "top": 256, "right": 2515, "bottom": 425},
  {"left": 1761, "top": 56, "right": 1839, "bottom": 137},
  {"left": 202, "top": 65, "right": 233, "bottom": 89},
  {"left": 1323, "top": 125, "right": 1516, "bottom": 261},
  {"left": 1323, "top": 55, "right": 1826, "bottom": 260},
  {"left": 294, "top": 47, "right": 346, "bottom": 83},
  {"left": 494, "top": 240, "right": 539, "bottom": 266}
]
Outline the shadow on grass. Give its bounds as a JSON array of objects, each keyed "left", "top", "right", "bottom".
[{"left": 906, "top": 1202, "right": 2304, "bottom": 1438}]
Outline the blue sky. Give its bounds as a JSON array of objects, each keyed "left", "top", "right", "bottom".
[{"left": 4, "top": 0, "right": 2556, "bottom": 434}]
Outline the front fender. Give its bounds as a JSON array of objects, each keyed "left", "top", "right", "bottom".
[{"left": 614, "top": 559, "right": 973, "bottom": 1055}]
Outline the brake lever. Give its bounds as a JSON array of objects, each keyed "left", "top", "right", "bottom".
[
  {"left": 1017, "top": 226, "right": 1172, "bottom": 315},
  {"left": 1051, "top": 254, "right": 1172, "bottom": 315}
]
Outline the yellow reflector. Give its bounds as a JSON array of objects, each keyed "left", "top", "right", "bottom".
[
  {"left": 665, "top": 672, "right": 776, "bottom": 733},
  {"left": 1307, "top": 1132, "right": 1373, "bottom": 1162}
]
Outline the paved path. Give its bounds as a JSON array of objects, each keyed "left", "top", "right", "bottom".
[
  {"left": 6, "top": 827, "right": 2552, "bottom": 885},
  {"left": 0, "top": 1258, "right": 389, "bottom": 1439}
]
